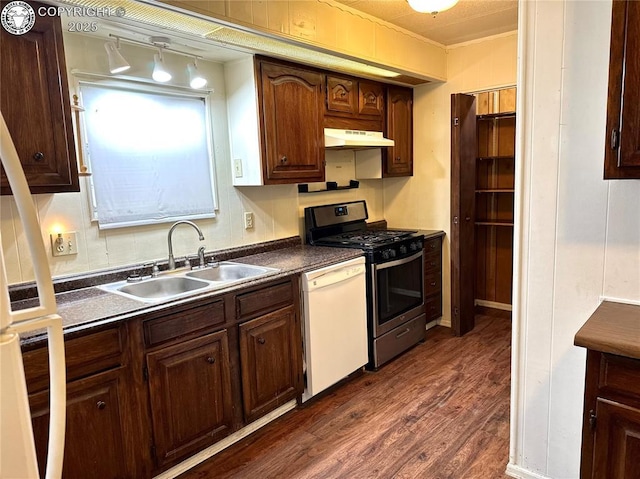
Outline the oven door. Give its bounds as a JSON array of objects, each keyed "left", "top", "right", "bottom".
[{"left": 372, "top": 250, "right": 424, "bottom": 337}]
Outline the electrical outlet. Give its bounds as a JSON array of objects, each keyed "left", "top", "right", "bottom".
[
  {"left": 244, "top": 212, "right": 254, "bottom": 229},
  {"left": 50, "top": 232, "right": 78, "bottom": 257},
  {"left": 234, "top": 159, "right": 243, "bottom": 178}
]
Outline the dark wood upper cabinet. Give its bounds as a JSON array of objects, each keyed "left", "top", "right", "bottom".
[
  {"left": 257, "top": 58, "right": 325, "bottom": 184},
  {"left": 0, "top": 2, "right": 79, "bottom": 195},
  {"left": 604, "top": 0, "right": 640, "bottom": 179},
  {"left": 358, "top": 81, "right": 384, "bottom": 117},
  {"left": 326, "top": 76, "right": 357, "bottom": 114},
  {"left": 384, "top": 86, "right": 413, "bottom": 177}
]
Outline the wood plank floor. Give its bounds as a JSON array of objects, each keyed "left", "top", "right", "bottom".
[{"left": 179, "top": 313, "right": 511, "bottom": 479}]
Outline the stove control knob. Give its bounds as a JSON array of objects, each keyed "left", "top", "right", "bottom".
[
  {"left": 410, "top": 242, "right": 418, "bottom": 251},
  {"left": 382, "top": 250, "right": 391, "bottom": 260},
  {"left": 399, "top": 245, "right": 408, "bottom": 255},
  {"left": 389, "top": 249, "right": 397, "bottom": 258}
]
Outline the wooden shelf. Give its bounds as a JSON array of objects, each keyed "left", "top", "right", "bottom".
[
  {"left": 475, "top": 221, "right": 514, "bottom": 227},
  {"left": 475, "top": 189, "right": 514, "bottom": 193}
]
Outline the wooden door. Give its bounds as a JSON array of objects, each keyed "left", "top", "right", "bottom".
[
  {"left": 604, "top": 0, "right": 640, "bottom": 178},
  {"left": 239, "top": 305, "right": 299, "bottom": 423},
  {"left": 358, "top": 81, "right": 384, "bottom": 117},
  {"left": 30, "top": 369, "right": 128, "bottom": 479},
  {"left": 146, "top": 330, "right": 233, "bottom": 468},
  {"left": 592, "top": 398, "right": 640, "bottom": 478},
  {"left": 326, "top": 76, "right": 357, "bottom": 114},
  {"left": 258, "top": 60, "right": 325, "bottom": 184},
  {"left": 0, "top": 1, "right": 78, "bottom": 194},
  {"left": 450, "top": 93, "right": 476, "bottom": 336},
  {"left": 385, "top": 86, "right": 413, "bottom": 177}
]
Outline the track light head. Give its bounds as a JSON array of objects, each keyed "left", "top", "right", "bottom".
[
  {"left": 152, "top": 50, "right": 171, "bottom": 83},
  {"left": 187, "top": 61, "right": 207, "bottom": 89},
  {"left": 104, "top": 40, "right": 130, "bottom": 74}
]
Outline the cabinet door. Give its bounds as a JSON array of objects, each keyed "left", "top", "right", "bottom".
[
  {"left": 358, "top": 81, "right": 384, "bottom": 117},
  {"left": 592, "top": 398, "right": 640, "bottom": 479},
  {"left": 258, "top": 60, "right": 325, "bottom": 183},
  {"left": 326, "top": 76, "right": 357, "bottom": 114},
  {"left": 0, "top": 2, "right": 78, "bottom": 194},
  {"left": 30, "top": 369, "right": 129, "bottom": 479},
  {"left": 239, "top": 305, "right": 300, "bottom": 423},
  {"left": 385, "top": 86, "right": 413, "bottom": 177},
  {"left": 604, "top": 0, "right": 640, "bottom": 179},
  {"left": 146, "top": 330, "right": 233, "bottom": 468}
]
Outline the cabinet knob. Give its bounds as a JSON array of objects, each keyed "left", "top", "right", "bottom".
[
  {"left": 206, "top": 356, "right": 216, "bottom": 364},
  {"left": 33, "top": 152, "right": 44, "bottom": 161},
  {"left": 430, "top": 281, "right": 437, "bottom": 287},
  {"left": 257, "top": 337, "right": 266, "bottom": 345},
  {"left": 280, "top": 156, "right": 288, "bottom": 164},
  {"left": 395, "top": 157, "right": 401, "bottom": 162},
  {"left": 96, "top": 401, "right": 106, "bottom": 410}
]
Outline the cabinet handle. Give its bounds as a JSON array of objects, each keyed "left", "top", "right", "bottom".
[
  {"left": 96, "top": 401, "right": 106, "bottom": 410},
  {"left": 257, "top": 337, "right": 266, "bottom": 345},
  {"left": 589, "top": 410, "right": 597, "bottom": 430},
  {"left": 395, "top": 156, "right": 401, "bottom": 162},
  {"left": 430, "top": 281, "right": 437, "bottom": 287},
  {"left": 280, "top": 156, "right": 288, "bottom": 164},
  {"left": 33, "top": 152, "right": 44, "bottom": 161},
  {"left": 206, "top": 356, "right": 216, "bottom": 364}
]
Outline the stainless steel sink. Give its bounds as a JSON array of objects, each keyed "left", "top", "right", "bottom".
[
  {"left": 186, "top": 262, "right": 279, "bottom": 282},
  {"left": 99, "top": 262, "right": 280, "bottom": 303},
  {"left": 100, "top": 276, "right": 210, "bottom": 303}
]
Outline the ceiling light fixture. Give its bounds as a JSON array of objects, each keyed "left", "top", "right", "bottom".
[
  {"left": 152, "top": 49, "right": 172, "bottom": 82},
  {"left": 187, "top": 58, "right": 207, "bottom": 89},
  {"left": 407, "top": 0, "right": 459, "bottom": 16},
  {"left": 104, "top": 38, "right": 130, "bottom": 74}
]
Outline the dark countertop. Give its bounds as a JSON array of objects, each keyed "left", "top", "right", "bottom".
[
  {"left": 17, "top": 245, "right": 363, "bottom": 347},
  {"left": 574, "top": 301, "right": 640, "bottom": 360}
]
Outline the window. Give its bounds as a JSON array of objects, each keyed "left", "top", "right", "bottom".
[{"left": 80, "top": 82, "right": 217, "bottom": 229}]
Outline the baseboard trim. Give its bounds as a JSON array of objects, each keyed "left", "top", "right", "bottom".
[
  {"left": 153, "top": 400, "right": 297, "bottom": 479},
  {"left": 506, "top": 463, "right": 552, "bottom": 479},
  {"left": 475, "top": 299, "right": 513, "bottom": 311}
]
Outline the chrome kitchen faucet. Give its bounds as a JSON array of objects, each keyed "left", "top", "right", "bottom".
[{"left": 167, "top": 220, "right": 205, "bottom": 270}]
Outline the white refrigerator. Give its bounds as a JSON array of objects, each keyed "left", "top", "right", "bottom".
[{"left": 0, "top": 112, "right": 67, "bottom": 478}]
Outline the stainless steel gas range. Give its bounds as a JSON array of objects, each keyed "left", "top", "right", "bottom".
[{"left": 305, "top": 200, "right": 426, "bottom": 369}]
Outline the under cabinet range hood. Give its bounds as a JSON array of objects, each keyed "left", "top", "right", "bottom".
[{"left": 324, "top": 128, "right": 394, "bottom": 148}]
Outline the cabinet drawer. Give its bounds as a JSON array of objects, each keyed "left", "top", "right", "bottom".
[
  {"left": 23, "top": 327, "right": 124, "bottom": 395},
  {"left": 424, "top": 237, "right": 441, "bottom": 254},
  {"left": 599, "top": 354, "right": 640, "bottom": 399},
  {"left": 144, "top": 299, "right": 226, "bottom": 348},
  {"left": 236, "top": 280, "right": 294, "bottom": 321},
  {"left": 425, "top": 295, "right": 442, "bottom": 321},
  {"left": 424, "top": 272, "right": 442, "bottom": 297},
  {"left": 424, "top": 250, "right": 441, "bottom": 273}
]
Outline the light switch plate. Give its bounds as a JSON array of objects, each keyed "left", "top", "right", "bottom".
[
  {"left": 243, "top": 212, "right": 254, "bottom": 229},
  {"left": 50, "top": 232, "right": 78, "bottom": 257},
  {"left": 234, "top": 159, "right": 243, "bottom": 178}
]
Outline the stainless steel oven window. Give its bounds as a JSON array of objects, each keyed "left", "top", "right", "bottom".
[{"left": 372, "top": 251, "right": 424, "bottom": 334}]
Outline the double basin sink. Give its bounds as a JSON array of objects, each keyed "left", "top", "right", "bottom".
[{"left": 99, "top": 262, "right": 280, "bottom": 303}]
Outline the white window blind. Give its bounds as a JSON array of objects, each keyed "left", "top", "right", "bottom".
[{"left": 81, "top": 82, "right": 217, "bottom": 229}]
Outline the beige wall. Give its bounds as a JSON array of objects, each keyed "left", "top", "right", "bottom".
[{"left": 383, "top": 32, "right": 518, "bottom": 327}]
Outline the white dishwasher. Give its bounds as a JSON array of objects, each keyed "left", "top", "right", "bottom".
[{"left": 301, "top": 256, "right": 368, "bottom": 402}]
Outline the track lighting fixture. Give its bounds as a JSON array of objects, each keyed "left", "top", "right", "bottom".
[
  {"left": 187, "top": 59, "right": 207, "bottom": 89},
  {"left": 152, "top": 49, "right": 172, "bottom": 83},
  {"left": 104, "top": 38, "right": 130, "bottom": 74}
]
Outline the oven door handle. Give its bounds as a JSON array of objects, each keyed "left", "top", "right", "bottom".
[{"left": 375, "top": 250, "right": 423, "bottom": 271}]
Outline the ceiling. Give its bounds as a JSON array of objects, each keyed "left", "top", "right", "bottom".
[{"left": 334, "top": 0, "right": 518, "bottom": 46}]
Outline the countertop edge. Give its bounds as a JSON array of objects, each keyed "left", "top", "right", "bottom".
[{"left": 574, "top": 301, "right": 640, "bottom": 360}]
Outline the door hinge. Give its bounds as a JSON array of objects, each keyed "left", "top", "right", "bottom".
[
  {"left": 589, "top": 410, "right": 597, "bottom": 431},
  {"left": 453, "top": 117, "right": 460, "bottom": 126},
  {"left": 143, "top": 366, "right": 148, "bottom": 381},
  {"left": 610, "top": 129, "right": 620, "bottom": 149}
]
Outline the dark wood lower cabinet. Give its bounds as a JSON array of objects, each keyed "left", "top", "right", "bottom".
[
  {"left": 239, "top": 305, "right": 300, "bottom": 423},
  {"left": 29, "top": 368, "right": 130, "bottom": 479},
  {"left": 146, "top": 330, "right": 233, "bottom": 469},
  {"left": 592, "top": 398, "right": 640, "bottom": 479}
]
